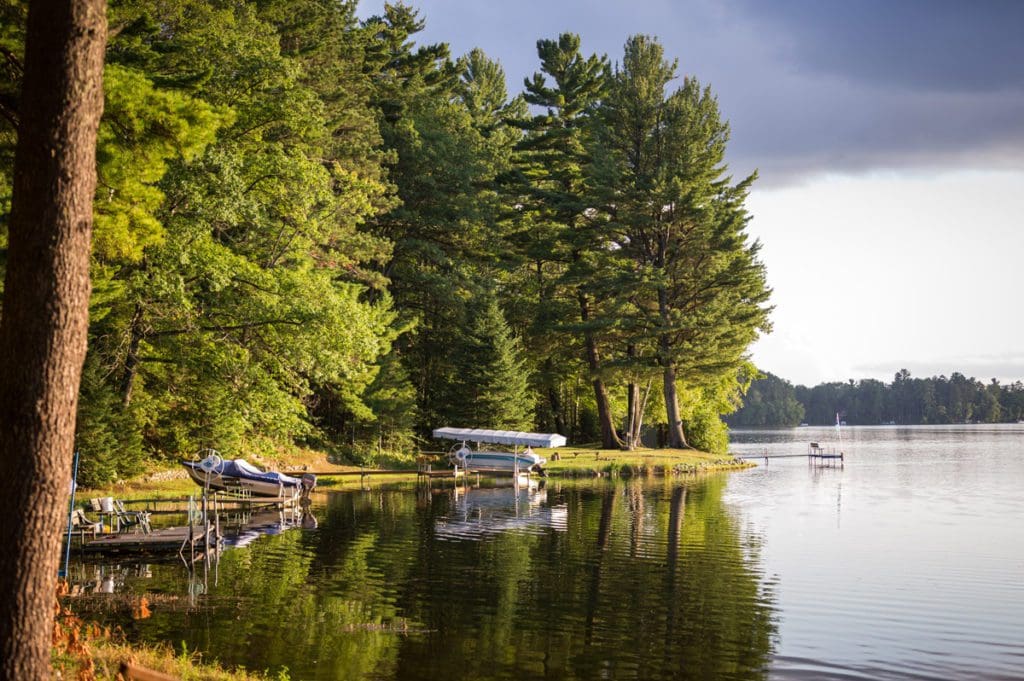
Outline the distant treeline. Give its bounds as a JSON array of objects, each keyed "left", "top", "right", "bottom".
[{"left": 726, "top": 370, "right": 1024, "bottom": 427}]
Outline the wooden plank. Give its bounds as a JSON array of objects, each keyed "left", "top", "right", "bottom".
[
  {"left": 283, "top": 469, "right": 417, "bottom": 476},
  {"left": 415, "top": 469, "right": 464, "bottom": 478},
  {"left": 82, "top": 526, "right": 214, "bottom": 554}
]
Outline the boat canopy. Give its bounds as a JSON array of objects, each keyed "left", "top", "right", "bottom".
[{"left": 432, "top": 427, "right": 566, "bottom": 448}]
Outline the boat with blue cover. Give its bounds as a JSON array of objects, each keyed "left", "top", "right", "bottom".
[{"left": 181, "top": 456, "right": 312, "bottom": 497}]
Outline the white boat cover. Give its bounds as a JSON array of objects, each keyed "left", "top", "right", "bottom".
[{"left": 432, "top": 427, "right": 567, "bottom": 448}]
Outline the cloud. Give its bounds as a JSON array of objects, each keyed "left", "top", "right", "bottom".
[
  {"left": 731, "top": 0, "right": 1024, "bottom": 93},
  {"left": 359, "top": 0, "right": 1024, "bottom": 185},
  {"left": 722, "top": 0, "right": 1024, "bottom": 183}
]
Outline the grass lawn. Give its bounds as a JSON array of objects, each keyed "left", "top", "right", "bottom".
[{"left": 539, "top": 444, "right": 752, "bottom": 477}]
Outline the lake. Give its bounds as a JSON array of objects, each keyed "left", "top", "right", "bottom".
[{"left": 68, "top": 425, "right": 1024, "bottom": 680}]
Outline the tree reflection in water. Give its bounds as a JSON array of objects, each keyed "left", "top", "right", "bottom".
[{"left": 81, "top": 477, "right": 776, "bottom": 680}]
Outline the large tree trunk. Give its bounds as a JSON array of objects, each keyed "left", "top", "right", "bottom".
[
  {"left": 626, "top": 380, "right": 638, "bottom": 449},
  {"left": 662, "top": 362, "right": 689, "bottom": 449},
  {"left": 578, "top": 292, "right": 622, "bottom": 449},
  {"left": 655, "top": 230, "right": 688, "bottom": 449},
  {"left": 0, "top": 1, "right": 106, "bottom": 679},
  {"left": 626, "top": 380, "right": 652, "bottom": 450}
]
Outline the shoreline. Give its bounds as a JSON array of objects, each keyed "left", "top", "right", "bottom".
[{"left": 80, "top": 446, "right": 754, "bottom": 499}]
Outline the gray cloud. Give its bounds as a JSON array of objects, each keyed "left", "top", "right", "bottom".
[
  {"left": 723, "top": 0, "right": 1024, "bottom": 183},
  {"left": 732, "top": 0, "right": 1024, "bottom": 93}
]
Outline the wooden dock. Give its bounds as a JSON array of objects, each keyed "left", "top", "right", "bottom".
[
  {"left": 121, "top": 494, "right": 298, "bottom": 515},
  {"left": 282, "top": 467, "right": 466, "bottom": 481},
  {"left": 81, "top": 526, "right": 217, "bottom": 556},
  {"left": 737, "top": 443, "right": 845, "bottom": 467}
]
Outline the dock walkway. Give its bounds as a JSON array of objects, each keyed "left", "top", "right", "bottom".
[
  {"left": 737, "top": 443, "right": 845, "bottom": 467},
  {"left": 80, "top": 526, "right": 217, "bottom": 556}
]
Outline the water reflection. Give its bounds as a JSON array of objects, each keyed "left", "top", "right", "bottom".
[
  {"left": 67, "top": 478, "right": 776, "bottom": 680},
  {"left": 435, "top": 483, "right": 568, "bottom": 541},
  {"left": 728, "top": 425, "right": 1024, "bottom": 680}
]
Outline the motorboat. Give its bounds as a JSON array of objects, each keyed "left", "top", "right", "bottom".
[
  {"left": 432, "top": 427, "right": 566, "bottom": 474},
  {"left": 181, "top": 455, "right": 314, "bottom": 498}
]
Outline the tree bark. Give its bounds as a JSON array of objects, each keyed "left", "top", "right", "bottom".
[
  {"left": 578, "top": 292, "right": 622, "bottom": 449},
  {"left": 626, "top": 380, "right": 638, "bottom": 449},
  {"left": 662, "top": 361, "right": 689, "bottom": 449},
  {"left": 625, "top": 342, "right": 638, "bottom": 450},
  {"left": 0, "top": 1, "right": 106, "bottom": 679},
  {"left": 656, "top": 230, "right": 688, "bottom": 449}
]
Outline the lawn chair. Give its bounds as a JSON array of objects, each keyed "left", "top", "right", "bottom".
[
  {"left": 113, "top": 499, "right": 152, "bottom": 534},
  {"left": 70, "top": 508, "right": 103, "bottom": 541}
]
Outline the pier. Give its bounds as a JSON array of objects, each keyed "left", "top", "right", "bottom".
[
  {"left": 119, "top": 494, "right": 299, "bottom": 515},
  {"left": 79, "top": 526, "right": 218, "bottom": 557},
  {"left": 737, "top": 442, "right": 845, "bottom": 467}
]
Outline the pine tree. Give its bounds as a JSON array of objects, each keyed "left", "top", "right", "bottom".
[
  {"left": 446, "top": 296, "right": 534, "bottom": 430},
  {"left": 512, "top": 33, "right": 622, "bottom": 447},
  {"left": 595, "top": 36, "right": 771, "bottom": 448}
]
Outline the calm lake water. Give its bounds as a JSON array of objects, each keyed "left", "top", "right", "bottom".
[{"left": 69, "top": 425, "right": 1024, "bottom": 680}]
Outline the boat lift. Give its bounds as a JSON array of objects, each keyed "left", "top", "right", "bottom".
[{"left": 431, "top": 427, "right": 567, "bottom": 480}]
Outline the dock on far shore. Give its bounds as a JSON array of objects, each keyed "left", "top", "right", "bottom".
[{"left": 736, "top": 442, "right": 845, "bottom": 467}]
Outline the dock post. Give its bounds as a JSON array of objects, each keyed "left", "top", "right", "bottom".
[{"left": 202, "top": 485, "right": 210, "bottom": 560}]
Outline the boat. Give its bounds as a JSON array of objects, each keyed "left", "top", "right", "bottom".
[
  {"left": 181, "top": 455, "right": 313, "bottom": 498},
  {"left": 432, "top": 427, "right": 566, "bottom": 474}
]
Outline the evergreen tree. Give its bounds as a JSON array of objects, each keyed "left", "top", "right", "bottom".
[
  {"left": 361, "top": 7, "right": 524, "bottom": 437},
  {"left": 594, "top": 35, "right": 771, "bottom": 448},
  {"left": 512, "top": 33, "right": 621, "bottom": 447},
  {"left": 446, "top": 296, "right": 534, "bottom": 430}
]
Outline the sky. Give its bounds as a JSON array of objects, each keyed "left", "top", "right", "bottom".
[{"left": 358, "top": 0, "right": 1024, "bottom": 386}]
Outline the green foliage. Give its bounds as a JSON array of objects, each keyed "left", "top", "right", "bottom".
[
  {"left": 2, "top": 3, "right": 780, "bottom": 480},
  {"left": 74, "top": 358, "right": 144, "bottom": 487},
  {"left": 446, "top": 296, "right": 534, "bottom": 430},
  {"left": 509, "top": 32, "right": 619, "bottom": 443},
  {"left": 589, "top": 35, "right": 771, "bottom": 447},
  {"left": 360, "top": 14, "right": 524, "bottom": 434},
  {"left": 95, "top": 64, "right": 231, "bottom": 262},
  {"left": 676, "top": 370, "right": 749, "bottom": 454},
  {"left": 80, "top": 0, "right": 400, "bottom": 480},
  {"left": 726, "top": 371, "right": 805, "bottom": 427}
]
